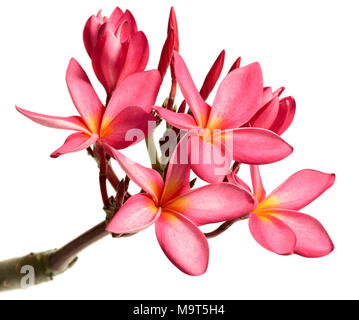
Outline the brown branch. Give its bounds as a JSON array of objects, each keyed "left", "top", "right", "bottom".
[
  {"left": 97, "top": 145, "right": 110, "bottom": 209},
  {"left": 0, "top": 220, "right": 109, "bottom": 292},
  {"left": 205, "top": 215, "right": 249, "bottom": 239},
  {"left": 107, "top": 164, "right": 121, "bottom": 190},
  {"left": 87, "top": 146, "right": 121, "bottom": 191},
  {"left": 48, "top": 221, "right": 108, "bottom": 272},
  {"left": 0, "top": 143, "right": 130, "bottom": 292}
]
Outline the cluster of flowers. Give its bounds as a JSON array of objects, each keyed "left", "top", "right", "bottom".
[{"left": 16, "top": 6, "right": 335, "bottom": 276}]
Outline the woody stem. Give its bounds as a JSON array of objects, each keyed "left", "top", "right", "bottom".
[
  {"left": 205, "top": 215, "right": 249, "bottom": 239},
  {"left": 47, "top": 221, "right": 108, "bottom": 271},
  {"left": 87, "top": 147, "right": 121, "bottom": 190},
  {"left": 0, "top": 220, "right": 109, "bottom": 292},
  {"left": 97, "top": 145, "right": 110, "bottom": 209},
  {"left": 0, "top": 146, "right": 126, "bottom": 293}
]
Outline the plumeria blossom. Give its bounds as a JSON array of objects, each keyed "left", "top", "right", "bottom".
[
  {"left": 155, "top": 52, "right": 293, "bottom": 183},
  {"left": 13, "top": 4, "right": 337, "bottom": 283},
  {"left": 176, "top": 54, "right": 296, "bottom": 136},
  {"left": 16, "top": 59, "right": 161, "bottom": 157},
  {"left": 228, "top": 166, "right": 335, "bottom": 257},
  {"left": 247, "top": 86, "right": 296, "bottom": 135},
  {"left": 105, "top": 143, "right": 257, "bottom": 275},
  {"left": 83, "top": 7, "right": 149, "bottom": 96}
]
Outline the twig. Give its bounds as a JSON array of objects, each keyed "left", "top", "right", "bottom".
[
  {"left": 0, "top": 220, "right": 108, "bottom": 292},
  {"left": 107, "top": 163, "right": 121, "bottom": 190},
  {"left": 97, "top": 144, "right": 110, "bottom": 209},
  {"left": 87, "top": 146, "right": 121, "bottom": 190},
  {"left": 48, "top": 221, "right": 108, "bottom": 271},
  {"left": 205, "top": 215, "right": 249, "bottom": 239}
]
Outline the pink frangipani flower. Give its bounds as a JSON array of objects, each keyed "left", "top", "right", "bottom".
[
  {"left": 83, "top": 7, "right": 149, "bottom": 96},
  {"left": 16, "top": 59, "right": 161, "bottom": 158},
  {"left": 154, "top": 52, "right": 293, "bottom": 183},
  {"left": 227, "top": 58, "right": 296, "bottom": 136},
  {"left": 105, "top": 143, "right": 257, "bottom": 276},
  {"left": 248, "top": 86, "right": 296, "bottom": 136},
  {"left": 229, "top": 166, "right": 335, "bottom": 257}
]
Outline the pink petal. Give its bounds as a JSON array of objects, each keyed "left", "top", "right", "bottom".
[
  {"left": 199, "top": 50, "right": 225, "bottom": 101},
  {"left": 16, "top": 106, "right": 90, "bottom": 134},
  {"left": 91, "top": 31, "right": 127, "bottom": 96},
  {"left": 158, "top": 29, "right": 175, "bottom": 80},
  {"left": 168, "top": 7, "right": 179, "bottom": 52},
  {"left": 116, "top": 31, "right": 149, "bottom": 85},
  {"left": 109, "top": 7, "right": 124, "bottom": 26},
  {"left": 262, "top": 87, "right": 274, "bottom": 106},
  {"left": 269, "top": 96, "right": 296, "bottom": 135},
  {"left": 173, "top": 52, "right": 210, "bottom": 127},
  {"left": 83, "top": 14, "right": 103, "bottom": 56},
  {"left": 249, "top": 96, "right": 280, "bottom": 131},
  {"left": 221, "top": 128, "right": 293, "bottom": 164},
  {"left": 259, "top": 170, "right": 335, "bottom": 211},
  {"left": 97, "top": 21, "right": 117, "bottom": 38},
  {"left": 50, "top": 133, "right": 98, "bottom": 158},
  {"left": 166, "top": 183, "right": 256, "bottom": 226},
  {"left": 155, "top": 211, "right": 209, "bottom": 276},
  {"left": 260, "top": 209, "right": 334, "bottom": 258},
  {"left": 106, "top": 194, "right": 161, "bottom": 234},
  {"left": 273, "top": 87, "right": 285, "bottom": 97},
  {"left": 101, "top": 106, "right": 156, "bottom": 149},
  {"left": 66, "top": 59, "right": 104, "bottom": 133},
  {"left": 161, "top": 136, "right": 191, "bottom": 205},
  {"left": 102, "top": 70, "right": 161, "bottom": 128},
  {"left": 226, "top": 172, "right": 252, "bottom": 192},
  {"left": 249, "top": 212, "right": 296, "bottom": 255},
  {"left": 207, "top": 62, "right": 263, "bottom": 129},
  {"left": 114, "top": 10, "right": 137, "bottom": 40},
  {"left": 154, "top": 106, "right": 198, "bottom": 130},
  {"left": 189, "top": 135, "right": 233, "bottom": 183},
  {"left": 250, "top": 165, "right": 266, "bottom": 202},
  {"left": 228, "top": 57, "right": 241, "bottom": 73},
  {"left": 105, "top": 146, "right": 164, "bottom": 204}
]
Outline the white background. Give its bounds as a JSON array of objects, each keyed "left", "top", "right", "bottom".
[{"left": 0, "top": 0, "right": 357, "bottom": 299}]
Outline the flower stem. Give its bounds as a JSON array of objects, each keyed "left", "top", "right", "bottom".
[
  {"left": 107, "top": 164, "right": 121, "bottom": 190},
  {"left": 47, "top": 221, "right": 108, "bottom": 271},
  {"left": 0, "top": 144, "right": 129, "bottom": 293},
  {"left": 88, "top": 147, "right": 121, "bottom": 190},
  {"left": 205, "top": 215, "right": 249, "bottom": 239},
  {"left": 94, "top": 144, "right": 110, "bottom": 208},
  {"left": 166, "top": 78, "right": 177, "bottom": 111},
  {"left": 0, "top": 220, "right": 108, "bottom": 292}
]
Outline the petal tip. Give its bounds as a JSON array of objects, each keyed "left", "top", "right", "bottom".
[
  {"left": 297, "top": 241, "right": 335, "bottom": 258},
  {"left": 68, "top": 57, "right": 78, "bottom": 69},
  {"left": 330, "top": 173, "right": 336, "bottom": 185},
  {"left": 288, "top": 144, "right": 294, "bottom": 154},
  {"left": 50, "top": 152, "right": 60, "bottom": 159}
]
